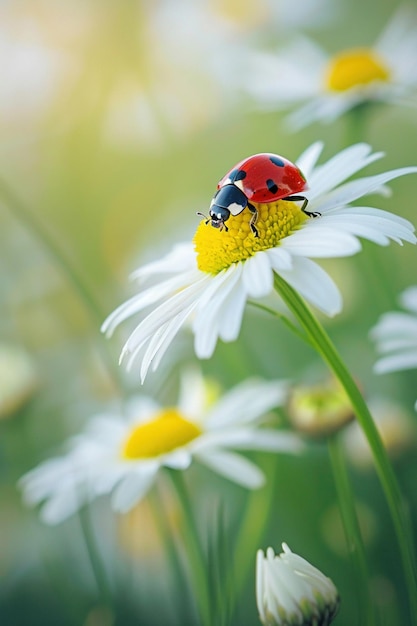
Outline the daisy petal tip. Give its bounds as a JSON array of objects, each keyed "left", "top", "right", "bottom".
[{"left": 100, "top": 320, "right": 111, "bottom": 336}]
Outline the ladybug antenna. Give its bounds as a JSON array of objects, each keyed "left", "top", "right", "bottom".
[{"left": 196, "top": 211, "right": 210, "bottom": 225}]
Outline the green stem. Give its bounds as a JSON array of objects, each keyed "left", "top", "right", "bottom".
[
  {"left": 273, "top": 272, "right": 417, "bottom": 624},
  {"left": 0, "top": 178, "right": 123, "bottom": 391},
  {"left": 344, "top": 104, "right": 395, "bottom": 311},
  {"left": 249, "top": 301, "right": 311, "bottom": 345},
  {"left": 78, "top": 506, "right": 113, "bottom": 611},
  {"left": 231, "top": 455, "right": 279, "bottom": 601},
  {"left": 344, "top": 103, "right": 371, "bottom": 147},
  {"left": 149, "top": 485, "right": 190, "bottom": 614},
  {"left": 167, "top": 470, "right": 211, "bottom": 626},
  {"left": 1, "top": 181, "right": 125, "bottom": 612},
  {"left": 327, "top": 436, "right": 374, "bottom": 626}
]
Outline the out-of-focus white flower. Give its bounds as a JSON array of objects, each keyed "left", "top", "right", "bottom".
[
  {"left": 371, "top": 286, "right": 417, "bottom": 375},
  {"left": 0, "top": 15, "right": 73, "bottom": 126},
  {"left": 19, "top": 370, "right": 302, "bottom": 524},
  {"left": 256, "top": 543, "right": 339, "bottom": 626},
  {"left": 344, "top": 398, "right": 417, "bottom": 467},
  {"left": 102, "top": 0, "right": 246, "bottom": 148},
  {"left": 211, "top": 0, "right": 339, "bottom": 33},
  {"left": 102, "top": 142, "right": 416, "bottom": 382},
  {"left": 0, "top": 345, "right": 37, "bottom": 419},
  {"left": 244, "top": 7, "right": 417, "bottom": 129}
]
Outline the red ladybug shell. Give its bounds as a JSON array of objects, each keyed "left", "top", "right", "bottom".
[{"left": 217, "top": 153, "right": 307, "bottom": 203}]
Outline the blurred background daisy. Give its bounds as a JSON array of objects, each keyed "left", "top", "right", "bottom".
[
  {"left": 2, "top": 0, "right": 417, "bottom": 625},
  {"left": 243, "top": 6, "right": 417, "bottom": 130}
]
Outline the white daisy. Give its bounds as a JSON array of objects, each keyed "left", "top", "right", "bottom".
[
  {"left": 244, "top": 7, "right": 417, "bottom": 128},
  {"left": 19, "top": 371, "right": 302, "bottom": 525},
  {"left": 256, "top": 543, "right": 339, "bottom": 626},
  {"left": 371, "top": 286, "right": 417, "bottom": 375},
  {"left": 102, "top": 142, "right": 417, "bottom": 382}
]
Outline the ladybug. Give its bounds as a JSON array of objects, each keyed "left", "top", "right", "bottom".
[{"left": 198, "top": 153, "right": 318, "bottom": 238}]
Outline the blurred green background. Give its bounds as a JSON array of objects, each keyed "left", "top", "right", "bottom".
[{"left": 1, "top": 0, "right": 417, "bottom": 624}]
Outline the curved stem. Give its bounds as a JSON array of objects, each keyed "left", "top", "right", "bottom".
[
  {"left": 0, "top": 178, "right": 123, "bottom": 391},
  {"left": 78, "top": 506, "right": 113, "bottom": 611},
  {"left": 248, "top": 301, "right": 311, "bottom": 344},
  {"left": 149, "top": 485, "right": 192, "bottom": 620},
  {"left": 167, "top": 470, "right": 211, "bottom": 626},
  {"left": 273, "top": 272, "right": 417, "bottom": 624},
  {"left": 327, "top": 436, "right": 374, "bottom": 626},
  {"left": 344, "top": 103, "right": 371, "bottom": 147}
]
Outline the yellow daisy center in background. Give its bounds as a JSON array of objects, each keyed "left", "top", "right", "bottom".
[
  {"left": 122, "top": 409, "right": 202, "bottom": 459},
  {"left": 325, "top": 48, "right": 391, "bottom": 92},
  {"left": 194, "top": 200, "right": 306, "bottom": 274}
]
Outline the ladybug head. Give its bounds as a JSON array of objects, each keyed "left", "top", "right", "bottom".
[
  {"left": 208, "top": 205, "right": 230, "bottom": 230},
  {"left": 208, "top": 184, "right": 248, "bottom": 231}
]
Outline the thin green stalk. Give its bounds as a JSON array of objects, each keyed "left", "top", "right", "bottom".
[
  {"left": 149, "top": 485, "right": 191, "bottom": 616},
  {"left": 0, "top": 179, "right": 123, "bottom": 391},
  {"left": 167, "top": 470, "right": 212, "bottom": 626},
  {"left": 78, "top": 506, "right": 113, "bottom": 611},
  {"left": 344, "top": 103, "right": 372, "bottom": 147},
  {"left": 232, "top": 455, "right": 279, "bottom": 601},
  {"left": 327, "top": 436, "right": 374, "bottom": 626},
  {"left": 1, "top": 180, "right": 124, "bottom": 611},
  {"left": 249, "top": 301, "right": 311, "bottom": 344},
  {"left": 344, "top": 105, "right": 396, "bottom": 311},
  {"left": 273, "top": 272, "right": 417, "bottom": 624}
]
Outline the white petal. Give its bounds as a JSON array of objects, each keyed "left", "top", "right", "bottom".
[
  {"left": 101, "top": 270, "right": 200, "bottom": 336},
  {"left": 129, "top": 243, "right": 196, "bottom": 281},
  {"left": 111, "top": 464, "right": 158, "bottom": 512},
  {"left": 196, "top": 448, "right": 265, "bottom": 488},
  {"left": 286, "top": 94, "right": 357, "bottom": 130},
  {"left": 217, "top": 280, "right": 248, "bottom": 343},
  {"left": 194, "top": 428, "right": 303, "bottom": 454},
  {"left": 266, "top": 247, "right": 293, "bottom": 270},
  {"left": 178, "top": 368, "right": 209, "bottom": 417},
  {"left": 193, "top": 265, "right": 243, "bottom": 358},
  {"left": 139, "top": 303, "right": 195, "bottom": 381},
  {"left": 296, "top": 141, "right": 324, "bottom": 178},
  {"left": 256, "top": 550, "right": 267, "bottom": 623},
  {"left": 400, "top": 287, "right": 417, "bottom": 312},
  {"left": 40, "top": 486, "right": 84, "bottom": 525},
  {"left": 120, "top": 274, "right": 210, "bottom": 358},
  {"left": 374, "top": 352, "right": 417, "bottom": 374},
  {"left": 226, "top": 429, "right": 304, "bottom": 453},
  {"left": 163, "top": 449, "right": 193, "bottom": 470},
  {"left": 245, "top": 38, "right": 324, "bottom": 105},
  {"left": 315, "top": 167, "right": 417, "bottom": 212},
  {"left": 242, "top": 253, "right": 274, "bottom": 298},
  {"left": 371, "top": 312, "right": 417, "bottom": 342},
  {"left": 277, "top": 256, "right": 342, "bottom": 316},
  {"left": 281, "top": 225, "right": 361, "bottom": 257},
  {"left": 205, "top": 379, "right": 288, "bottom": 428},
  {"left": 307, "top": 143, "right": 384, "bottom": 201},
  {"left": 316, "top": 208, "right": 416, "bottom": 246}
]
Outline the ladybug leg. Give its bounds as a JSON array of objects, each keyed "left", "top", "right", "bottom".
[
  {"left": 284, "top": 195, "right": 321, "bottom": 218},
  {"left": 248, "top": 203, "right": 259, "bottom": 238}
]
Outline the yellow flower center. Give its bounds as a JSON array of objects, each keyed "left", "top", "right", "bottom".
[
  {"left": 194, "top": 200, "right": 306, "bottom": 274},
  {"left": 325, "top": 48, "right": 391, "bottom": 92},
  {"left": 122, "top": 408, "right": 202, "bottom": 459}
]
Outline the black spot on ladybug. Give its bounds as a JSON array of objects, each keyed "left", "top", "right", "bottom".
[
  {"left": 229, "top": 168, "right": 247, "bottom": 183},
  {"left": 269, "top": 156, "right": 285, "bottom": 168},
  {"left": 266, "top": 178, "right": 279, "bottom": 194}
]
